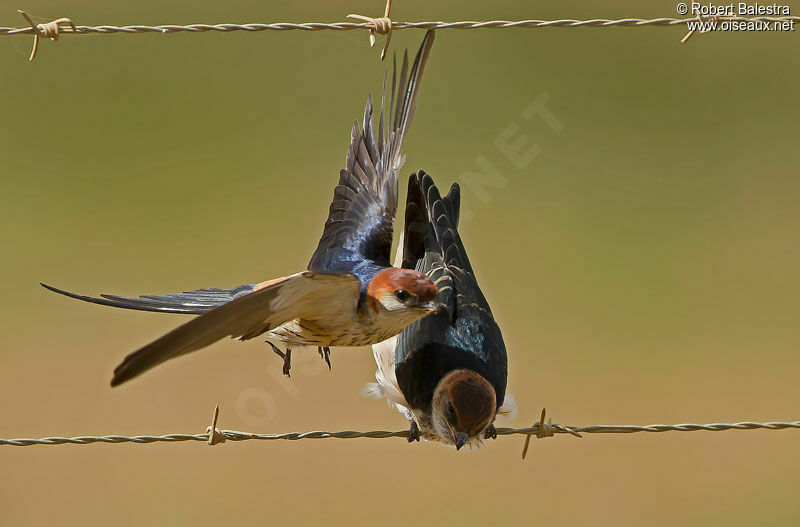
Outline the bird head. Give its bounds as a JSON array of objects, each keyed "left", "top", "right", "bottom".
[
  {"left": 431, "top": 369, "right": 497, "bottom": 450},
  {"left": 367, "top": 267, "right": 439, "bottom": 321}
]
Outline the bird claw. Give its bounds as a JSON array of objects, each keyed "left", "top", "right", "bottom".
[
  {"left": 317, "top": 346, "right": 332, "bottom": 371},
  {"left": 484, "top": 423, "right": 497, "bottom": 440},
  {"left": 267, "top": 342, "right": 292, "bottom": 377},
  {"left": 407, "top": 420, "right": 421, "bottom": 443},
  {"left": 281, "top": 349, "right": 292, "bottom": 377}
]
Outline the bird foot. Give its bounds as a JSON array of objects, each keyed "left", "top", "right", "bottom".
[
  {"left": 267, "top": 342, "right": 292, "bottom": 377},
  {"left": 407, "top": 420, "right": 421, "bottom": 443},
  {"left": 484, "top": 423, "right": 497, "bottom": 440},
  {"left": 317, "top": 346, "right": 332, "bottom": 371}
]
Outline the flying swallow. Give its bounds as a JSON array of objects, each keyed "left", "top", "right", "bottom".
[
  {"left": 42, "top": 30, "right": 439, "bottom": 386},
  {"left": 365, "top": 171, "right": 514, "bottom": 450}
]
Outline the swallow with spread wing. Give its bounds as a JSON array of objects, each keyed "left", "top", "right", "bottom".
[
  {"left": 365, "top": 172, "right": 514, "bottom": 450},
  {"left": 43, "top": 30, "right": 439, "bottom": 386}
]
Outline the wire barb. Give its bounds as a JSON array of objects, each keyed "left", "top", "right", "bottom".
[
  {"left": 17, "top": 10, "right": 76, "bottom": 61},
  {"left": 206, "top": 405, "right": 226, "bottom": 446},
  {"left": 348, "top": 0, "right": 393, "bottom": 60},
  {"left": 520, "top": 408, "right": 582, "bottom": 459}
]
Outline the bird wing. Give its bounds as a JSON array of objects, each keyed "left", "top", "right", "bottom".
[
  {"left": 109, "top": 271, "right": 360, "bottom": 386},
  {"left": 395, "top": 171, "right": 508, "bottom": 408},
  {"left": 41, "top": 282, "right": 258, "bottom": 315},
  {"left": 308, "top": 30, "right": 435, "bottom": 275}
]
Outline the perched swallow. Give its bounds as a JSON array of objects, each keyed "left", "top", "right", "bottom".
[
  {"left": 365, "top": 171, "right": 514, "bottom": 450},
  {"left": 42, "top": 30, "right": 438, "bottom": 386}
]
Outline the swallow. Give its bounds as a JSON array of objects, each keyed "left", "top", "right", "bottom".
[
  {"left": 365, "top": 171, "right": 514, "bottom": 450},
  {"left": 42, "top": 30, "right": 439, "bottom": 386}
]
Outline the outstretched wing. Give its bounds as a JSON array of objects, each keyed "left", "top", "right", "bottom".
[
  {"left": 107, "top": 272, "right": 360, "bottom": 386},
  {"left": 41, "top": 282, "right": 257, "bottom": 315},
  {"left": 308, "top": 30, "right": 435, "bottom": 276},
  {"left": 395, "top": 171, "right": 508, "bottom": 409}
]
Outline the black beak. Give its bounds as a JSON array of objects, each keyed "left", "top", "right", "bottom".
[
  {"left": 455, "top": 432, "right": 469, "bottom": 450},
  {"left": 420, "top": 300, "right": 441, "bottom": 313}
]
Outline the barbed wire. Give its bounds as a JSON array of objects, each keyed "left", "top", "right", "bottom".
[
  {"left": 3, "top": 9, "right": 799, "bottom": 60},
  {"left": 5, "top": 15, "right": 800, "bottom": 36},
  {"left": 2, "top": 406, "right": 798, "bottom": 459},
  {"left": 5, "top": 421, "right": 797, "bottom": 447}
]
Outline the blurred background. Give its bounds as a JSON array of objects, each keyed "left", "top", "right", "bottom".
[{"left": 2, "top": 0, "right": 799, "bottom": 525}]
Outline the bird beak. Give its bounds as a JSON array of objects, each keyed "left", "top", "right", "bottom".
[
  {"left": 420, "top": 301, "right": 441, "bottom": 313},
  {"left": 455, "top": 432, "right": 469, "bottom": 451}
]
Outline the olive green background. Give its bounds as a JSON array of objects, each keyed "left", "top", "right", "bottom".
[{"left": 2, "top": 1, "right": 799, "bottom": 525}]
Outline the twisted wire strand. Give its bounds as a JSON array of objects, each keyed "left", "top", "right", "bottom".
[
  {"left": 2, "top": 17, "right": 799, "bottom": 36},
  {"left": 2, "top": 420, "right": 798, "bottom": 447}
]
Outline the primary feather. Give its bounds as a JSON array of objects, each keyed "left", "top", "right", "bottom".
[
  {"left": 308, "top": 30, "right": 435, "bottom": 284},
  {"left": 40, "top": 283, "right": 254, "bottom": 315}
]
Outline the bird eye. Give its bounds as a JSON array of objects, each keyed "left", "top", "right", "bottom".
[
  {"left": 448, "top": 402, "right": 455, "bottom": 415},
  {"left": 394, "top": 289, "right": 410, "bottom": 302}
]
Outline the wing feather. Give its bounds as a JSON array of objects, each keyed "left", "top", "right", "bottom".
[
  {"left": 110, "top": 272, "right": 360, "bottom": 386},
  {"left": 41, "top": 282, "right": 255, "bottom": 315},
  {"left": 308, "top": 30, "right": 435, "bottom": 274}
]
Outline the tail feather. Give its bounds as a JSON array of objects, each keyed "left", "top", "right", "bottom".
[
  {"left": 382, "top": 30, "right": 435, "bottom": 178},
  {"left": 401, "top": 172, "right": 429, "bottom": 269},
  {"left": 402, "top": 170, "right": 471, "bottom": 274}
]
